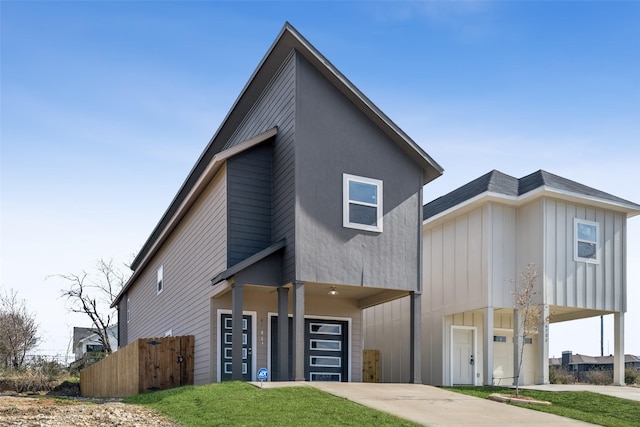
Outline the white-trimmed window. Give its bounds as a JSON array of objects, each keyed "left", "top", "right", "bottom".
[
  {"left": 343, "top": 173, "right": 383, "bottom": 232},
  {"left": 126, "top": 297, "right": 130, "bottom": 323},
  {"left": 574, "top": 219, "right": 599, "bottom": 263},
  {"left": 157, "top": 265, "right": 164, "bottom": 294}
]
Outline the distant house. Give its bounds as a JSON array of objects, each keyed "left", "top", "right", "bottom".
[
  {"left": 111, "top": 23, "right": 443, "bottom": 384},
  {"left": 364, "top": 169, "right": 640, "bottom": 386},
  {"left": 72, "top": 325, "right": 118, "bottom": 361},
  {"left": 550, "top": 352, "right": 640, "bottom": 373}
]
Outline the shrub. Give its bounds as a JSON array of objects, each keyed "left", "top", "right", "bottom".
[
  {"left": 625, "top": 368, "right": 640, "bottom": 385},
  {"left": 549, "top": 366, "right": 574, "bottom": 384},
  {"left": 583, "top": 369, "right": 613, "bottom": 385}
]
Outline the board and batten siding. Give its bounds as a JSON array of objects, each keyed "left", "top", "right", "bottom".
[
  {"left": 224, "top": 50, "right": 296, "bottom": 284},
  {"left": 362, "top": 296, "right": 411, "bottom": 383},
  {"left": 226, "top": 143, "right": 273, "bottom": 267},
  {"left": 541, "top": 197, "right": 627, "bottom": 311},
  {"left": 125, "top": 165, "right": 227, "bottom": 384}
]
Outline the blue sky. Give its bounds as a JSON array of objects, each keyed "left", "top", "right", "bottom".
[{"left": 2, "top": 1, "right": 639, "bottom": 360}]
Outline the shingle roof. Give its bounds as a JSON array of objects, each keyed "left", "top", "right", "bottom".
[{"left": 424, "top": 169, "right": 640, "bottom": 220}]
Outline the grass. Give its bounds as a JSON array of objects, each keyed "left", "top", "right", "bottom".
[
  {"left": 124, "top": 382, "right": 419, "bottom": 427},
  {"left": 443, "top": 386, "right": 640, "bottom": 427}
]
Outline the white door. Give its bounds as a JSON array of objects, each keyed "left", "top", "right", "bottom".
[{"left": 452, "top": 329, "right": 474, "bottom": 385}]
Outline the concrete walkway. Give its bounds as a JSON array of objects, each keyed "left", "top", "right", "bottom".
[
  {"left": 521, "top": 383, "right": 640, "bottom": 402},
  {"left": 251, "top": 382, "right": 596, "bottom": 426}
]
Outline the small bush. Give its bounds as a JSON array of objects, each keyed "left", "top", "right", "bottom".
[
  {"left": 549, "top": 366, "right": 574, "bottom": 384},
  {"left": 583, "top": 369, "right": 613, "bottom": 385},
  {"left": 625, "top": 368, "right": 639, "bottom": 385}
]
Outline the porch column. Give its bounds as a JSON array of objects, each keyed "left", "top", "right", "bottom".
[
  {"left": 483, "top": 307, "right": 494, "bottom": 386},
  {"left": 292, "top": 281, "right": 305, "bottom": 381},
  {"left": 513, "top": 309, "right": 523, "bottom": 386},
  {"left": 409, "top": 292, "right": 422, "bottom": 384},
  {"left": 277, "top": 286, "right": 290, "bottom": 381},
  {"left": 536, "top": 304, "right": 549, "bottom": 384},
  {"left": 231, "top": 283, "right": 244, "bottom": 380},
  {"left": 613, "top": 312, "right": 625, "bottom": 385}
]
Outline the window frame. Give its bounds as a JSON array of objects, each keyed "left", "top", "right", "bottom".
[
  {"left": 342, "top": 173, "right": 383, "bottom": 232},
  {"left": 157, "top": 265, "right": 164, "bottom": 295},
  {"left": 574, "top": 218, "right": 599, "bottom": 264}
]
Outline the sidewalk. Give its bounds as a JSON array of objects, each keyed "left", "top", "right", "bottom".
[
  {"left": 252, "top": 382, "right": 596, "bottom": 426},
  {"left": 521, "top": 383, "right": 640, "bottom": 402}
]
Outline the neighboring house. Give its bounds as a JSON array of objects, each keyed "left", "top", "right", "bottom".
[
  {"left": 550, "top": 352, "right": 640, "bottom": 373},
  {"left": 364, "top": 169, "right": 639, "bottom": 386},
  {"left": 71, "top": 325, "right": 118, "bottom": 370},
  {"left": 111, "top": 23, "right": 443, "bottom": 384}
]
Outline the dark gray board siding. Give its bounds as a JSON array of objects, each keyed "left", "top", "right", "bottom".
[
  {"left": 294, "top": 54, "right": 423, "bottom": 291},
  {"left": 227, "top": 142, "right": 273, "bottom": 267},
  {"left": 118, "top": 298, "right": 127, "bottom": 347},
  {"left": 224, "top": 50, "right": 296, "bottom": 284}
]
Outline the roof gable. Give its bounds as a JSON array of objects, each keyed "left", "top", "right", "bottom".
[
  {"left": 116, "top": 23, "right": 441, "bottom": 306},
  {"left": 424, "top": 169, "right": 640, "bottom": 222}
]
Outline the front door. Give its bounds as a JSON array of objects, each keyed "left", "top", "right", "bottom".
[
  {"left": 220, "top": 313, "right": 252, "bottom": 381},
  {"left": 271, "top": 317, "right": 348, "bottom": 382},
  {"left": 452, "top": 328, "right": 474, "bottom": 385}
]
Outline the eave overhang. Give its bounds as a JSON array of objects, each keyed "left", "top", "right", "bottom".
[{"left": 424, "top": 185, "right": 640, "bottom": 229}]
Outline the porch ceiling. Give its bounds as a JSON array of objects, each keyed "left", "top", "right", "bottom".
[
  {"left": 214, "top": 281, "right": 410, "bottom": 309},
  {"left": 548, "top": 306, "right": 613, "bottom": 323}
]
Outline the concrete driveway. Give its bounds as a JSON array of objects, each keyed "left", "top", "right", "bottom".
[{"left": 253, "top": 382, "right": 596, "bottom": 426}]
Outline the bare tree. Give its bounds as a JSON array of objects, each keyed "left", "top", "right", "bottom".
[
  {"left": 54, "top": 259, "right": 128, "bottom": 354},
  {"left": 0, "top": 289, "right": 40, "bottom": 370},
  {"left": 511, "top": 261, "right": 546, "bottom": 396}
]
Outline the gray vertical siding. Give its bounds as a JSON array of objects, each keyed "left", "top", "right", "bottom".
[
  {"left": 294, "top": 54, "right": 423, "bottom": 290},
  {"left": 126, "top": 166, "right": 227, "bottom": 384},
  {"left": 224, "top": 50, "right": 296, "bottom": 284},
  {"left": 227, "top": 143, "right": 273, "bottom": 267},
  {"left": 117, "top": 298, "right": 127, "bottom": 347}
]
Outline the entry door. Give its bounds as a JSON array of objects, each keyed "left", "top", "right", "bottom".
[
  {"left": 452, "top": 328, "right": 474, "bottom": 385},
  {"left": 220, "top": 314, "right": 252, "bottom": 381},
  {"left": 271, "top": 317, "right": 348, "bottom": 382}
]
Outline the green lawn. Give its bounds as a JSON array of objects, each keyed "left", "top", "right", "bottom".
[
  {"left": 443, "top": 386, "right": 640, "bottom": 427},
  {"left": 124, "top": 382, "right": 419, "bottom": 427}
]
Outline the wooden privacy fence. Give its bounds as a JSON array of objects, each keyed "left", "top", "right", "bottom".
[
  {"left": 80, "top": 335, "right": 194, "bottom": 397},
  {"left": 362, "top": 349, "right": 380, "bottom": 382}
]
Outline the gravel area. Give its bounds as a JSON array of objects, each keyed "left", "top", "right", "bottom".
[{"left": 0, "top": 395, "right": 180, "bottom": 427}]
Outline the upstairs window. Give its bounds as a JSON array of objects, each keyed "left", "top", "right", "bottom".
[
  {"left": 574, "top": 219, "right": 599, "bottom": 263},
  {"left": 157, "top": 265, "right": 164, "bottom": 294},
  {"left": 343, "top": 174, "right": 383, "bottom": 232}
]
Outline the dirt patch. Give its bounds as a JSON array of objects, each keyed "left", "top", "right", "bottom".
[
  {"left": 0, "top": 395, "right": 180, "bottom": 427},
  {"left": 488, "top": 392, "right": 552, "bottom": 406}
]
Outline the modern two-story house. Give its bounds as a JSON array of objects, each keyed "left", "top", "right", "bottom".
[
  {"left": 364, "top": 169, "right": 640, "bottom": 386},
  {"left": 111, "top": 23, "right": 443, "bottom": 384}
]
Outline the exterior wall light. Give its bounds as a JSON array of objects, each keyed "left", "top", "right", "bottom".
[{"left": 328, "top": 286, "right": 339, "bottom": 296}]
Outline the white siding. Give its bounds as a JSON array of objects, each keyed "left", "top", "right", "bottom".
[{"left": 542, "top": 197, "right": 627, "bottom": 311}]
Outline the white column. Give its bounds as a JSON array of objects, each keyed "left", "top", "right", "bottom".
[
  {"left": 613, "top": 312, "right": 625, "bottom": 386},
  {"left": 483, "top": 307, "right": 494, "bottom": 386},
  {"left": 513, "top": 309, "right": 523, "bottom": 386},
  {"left": 536, "top": 304, "right": 549, "bottom": 384}
]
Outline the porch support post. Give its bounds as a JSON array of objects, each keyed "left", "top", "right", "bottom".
[
  {"left": 409, "top": 292, "right": 422, "bottom": 384},
  {"left": 483, "top": 307, "right": 494, "bottom": 386},
  {"left": 613, "top": 312, "right": 625, "bottom": 385},
  {"left": 231, "top": 282, "right": 244, "bottom": 381},
  {"left": 536, "top": 304, "right": 549, "bottom": 384},
  {"left": 277, "top": 286, "right": 290, "bottom": 381},
  {"left": 292, "top": 281, "right": 305, "bottom": 381},
  {"left": 513, "top": 309, "right": 523, "bottom": 386}
]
